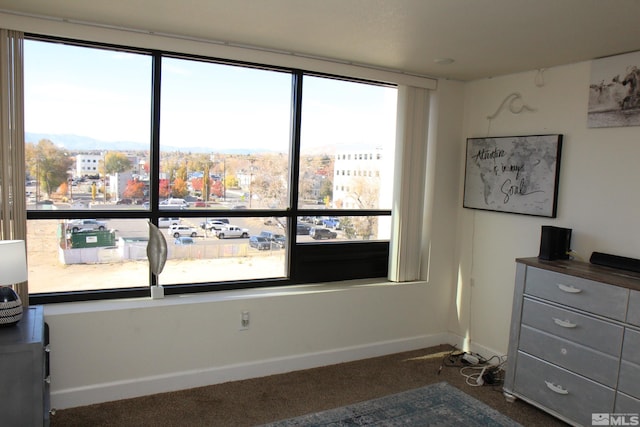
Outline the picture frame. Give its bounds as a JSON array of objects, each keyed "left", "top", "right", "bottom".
[
  {"left": 588, "top": 50, "right": 640, "bottom": 128},
  {"left": 463, "top": 134, "right": 563, "bottom": 217}
]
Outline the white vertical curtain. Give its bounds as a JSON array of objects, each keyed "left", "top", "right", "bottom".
[
  {"left": 388, "top": 85, "right": 430, "bottom": 282},
  {"left": 0, "top": 29, "right": 27, "bottom": 304}
]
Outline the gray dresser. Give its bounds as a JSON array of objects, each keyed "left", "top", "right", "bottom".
[
  {"left": 504, "top": 258, "right": 640, "bottom": 426},
  {"left": 0, "top": 305, "right": 50, "bottom": 426}
]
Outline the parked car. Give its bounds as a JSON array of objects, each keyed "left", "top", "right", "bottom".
[
  {"left": 116, "top": 198, "right": 132, "bottom": 205},
  {"left": 192, "top": 200, "right": 206, "bottom": 207},
  {"left": 168, "top": 225, "right": 198, "bottom": 238},
  {"left": 216, "top": 225, "right": 249, "bottom": 239},
  {"left": 174, "top": 236, "right": 195, "bottom": 245},
  {"left": 161, "top": 198, "right": 188, "bottom": 208},
  {"left": 259, "top": 230, "right": 276, "bottom": 240},
  {"left": 322, "top": 217, "right": 341, "bottom": 229},
  {"left": 260, "top": 231, "right": 286, "bottom": 248},
  {"left": 313, "top": 216, "right": 325, "bottom": 225},
  {"left": 200, "top": 218, "right": 230, "bottom": 230},
  {"left": 249, "top": 236, "right": 271, "bottom": 250},
  {"left": 310, "top": 227, "right": 337, "bottom": 240},
  {"left": 272, "top": 234, "right": 286, "bottom": 248},
  {"left": 296, "top": 223, "right": 311, "bottom": 235},
  {"left": 68, "top": 219, "right": 107, "bottom": 232},
  {"left": 158, "top": 217, "right": 180, "bottom": 228},
  {"left": 259, "top": 231, "right": 287, "bottom": 248}
]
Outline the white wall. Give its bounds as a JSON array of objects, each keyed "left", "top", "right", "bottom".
[
  {"left": 45, "top": 281, "right": 437, "bottom": 408},
  {"left": 454, "top": 61, "right": 640, "bottom": 355}
]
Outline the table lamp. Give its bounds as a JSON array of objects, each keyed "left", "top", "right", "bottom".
[{"left": 0, "top": 240, "right": 27, "bottom": 326}]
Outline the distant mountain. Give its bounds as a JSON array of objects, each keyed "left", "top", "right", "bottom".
[
  {"left": 25, "top": 133, "right": 145, "bottom": 151},
  {"left": 24, "top": 132, "right": 278, "bottom": 155}
]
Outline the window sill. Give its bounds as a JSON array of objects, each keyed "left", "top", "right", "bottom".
[{"left": 41, "top": 278, "right": 427, "bottom": 316}]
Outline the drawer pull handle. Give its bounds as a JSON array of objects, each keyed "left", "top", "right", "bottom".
[
  {"left": 557, "top": 283, "right": 582, "bottom": 293},
  {"left": 545, "top": 381, "right": 569, "bottom": 395},
  {"left": 553, "top": 318, "right": 577, "bottom": 328}
]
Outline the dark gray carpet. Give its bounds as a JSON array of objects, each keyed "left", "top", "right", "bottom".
[
  {"left": 259, "top": 382, "right": 521, "bottom": 426},
  {"left": 51, "top": 345, "right": 565, "bottom": 426}
]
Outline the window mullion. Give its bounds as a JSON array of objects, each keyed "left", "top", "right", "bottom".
[
  {"left": 287, "top": 71, "right": 304, "bottom": 279},
  {"left": 148, "top": 51, "right": 162, "bottom": 286}
]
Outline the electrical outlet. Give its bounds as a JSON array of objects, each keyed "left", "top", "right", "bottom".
[{"left": 240, "top": 310, "right": 250, "bottom": 330}]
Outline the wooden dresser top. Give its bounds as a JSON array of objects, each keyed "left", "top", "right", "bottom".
[{"left": 517, "top": 257, "right": 640, "bottom": 292}]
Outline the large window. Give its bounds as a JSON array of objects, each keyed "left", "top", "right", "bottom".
[{"left": 24, "top": 36, "right": 397, "bottom": 303}]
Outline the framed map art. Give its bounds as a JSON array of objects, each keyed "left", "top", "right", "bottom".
[{"left": 463, "top": 134, "right": 563, "bottom": 217}]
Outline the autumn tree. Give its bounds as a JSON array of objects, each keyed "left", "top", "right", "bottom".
[
  {"left": 346, "top": 176, "right": 381, "bottom": 239},
  {"left": 225, "top": 174, "right": 238, "bottom": 189},
  {"left": 298, "top": 154, "right": 334, "bottom": 203},
  {"left": 123, "top": 179, "right": 145, "bottom": 200},
  {"left": 211, "top": 180, "right": 224, "bottom": 198},
  {"left": 102, "top": 151, "right": 132, "bottom": 175},
  {"left": 191, "top": 177, "right": 203, "bottom": 193},
  {"left": 171, "top": 177, "right": 189, "bottom": 198},
  {"left": 25, "top": 139, "right": 73, "bottom": 199},
  {"left": 159, "top": 179, "right": 170, "bottom": 198},
  {"left": 249, "top": 153, "right": 288, "bottom": 208},
  {"left": 57, "top": 181, "right": 69, "bottom": 198},
  {"left": 201, "top": 163, "right": 211, "bottom": 201},
  {"left": 319, "top": 179, "right": 333, "bottom": 205}
]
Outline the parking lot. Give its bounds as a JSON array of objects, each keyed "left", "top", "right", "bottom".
[{"left": 25, "top": 206, "right": 346, "bottom": 294}]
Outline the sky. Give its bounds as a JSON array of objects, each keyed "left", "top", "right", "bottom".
[{"left": 24, "top": 39, "right": 397, "bottom": 153}]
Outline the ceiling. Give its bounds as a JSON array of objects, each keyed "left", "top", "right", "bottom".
[{"left": 1, "top": 0, "right": 640, "bottom": 81}]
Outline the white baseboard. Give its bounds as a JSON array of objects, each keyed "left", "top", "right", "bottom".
[
  {"left": 446, "top": 334, "right": 506, "bottom": 360},
  {"left": 51, "top": 333, "right": 451, "bottom": 410}
]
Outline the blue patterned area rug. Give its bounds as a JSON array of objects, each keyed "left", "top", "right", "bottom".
[{"left": 259, "top": 382, "right": 521, "bottom": 426}]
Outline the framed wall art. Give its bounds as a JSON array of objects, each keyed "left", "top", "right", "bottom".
[
  {"left": 588, "top": 50, "right": 640, "bottom": 128},
  {"left": 463, "top": 134, "right": 563, "bottom": 217}
]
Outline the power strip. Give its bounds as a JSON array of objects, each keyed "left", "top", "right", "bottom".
[{"left": 461, "top": 353, "right": 480, "bottom": 365}]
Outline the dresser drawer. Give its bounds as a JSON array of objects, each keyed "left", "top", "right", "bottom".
[
  {"left": 525, "top": 267, "right": 628, "bottom": 320},
  {"left": 513, "top": 352, "right": 615, "bottom": 426},
  {"left": 519, "top": 324, "right": 619, "bottom": 387},
  {"left": 522, "top": 298, "right": 624, "bottom": 356},
  {"left": 628, "top": 290, "right": 640, "bottom": 326},
  {"left": 622, "top": 328, "right": 640, "bottom": 365},
  {"left": 619, "top": 329, "right": 640, "bottom": 399},
  {"left": 615, "top": 392, "right": 640, "bottom": 412}
]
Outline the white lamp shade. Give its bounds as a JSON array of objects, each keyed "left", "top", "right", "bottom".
[{"left": 0, "top": 240, "right": 27, "bottom": 286}]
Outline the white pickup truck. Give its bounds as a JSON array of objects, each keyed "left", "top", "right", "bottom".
[{"left": 215, "top": 225, "right": 249, "bottom": 239}]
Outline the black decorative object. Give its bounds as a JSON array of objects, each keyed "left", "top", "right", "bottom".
[
  {"left": 538, "top": 226, "right": 572, "bottom": 260},
  {"left": 0, "top": 240, "right": 27, "bottom": 326},
  {"left": 0, "top": 286, "right": 23, "bottom": 326}
]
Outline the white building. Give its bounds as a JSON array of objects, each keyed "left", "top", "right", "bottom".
[
  {"left": 110, "top": 171, "right": 134, "bottom": 201},
  {"left": 332, "top": 146, "right": 388, "bottom": 209},
  {"left": 75, "top": 153, "right": 103, "bottom": 177}
]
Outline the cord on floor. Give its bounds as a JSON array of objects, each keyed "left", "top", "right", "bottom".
[{"left": 437, "top": 346, "right": 507, "bottom": 387}]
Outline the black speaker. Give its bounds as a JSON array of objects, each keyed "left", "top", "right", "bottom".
[
  {"left": 590, "top": 252, "right": 640, "bottom": 273},
  {"left": 538, "top": 226, "right": 572, "bottom": 260}
]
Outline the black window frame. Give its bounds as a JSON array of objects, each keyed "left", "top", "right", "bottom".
[{"left": 25, "top": 34, "right": 393, "bottom": 305}]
